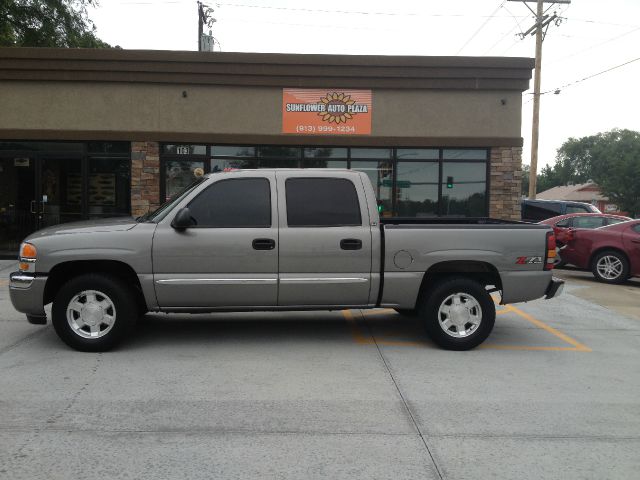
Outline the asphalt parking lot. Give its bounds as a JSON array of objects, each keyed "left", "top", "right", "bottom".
[{"left": 1, "top": 260, "right": 639, "bottom": 480}]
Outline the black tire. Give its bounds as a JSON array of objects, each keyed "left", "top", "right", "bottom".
[
  {"left": 591, "top": 250, "right": 629, "bottom": 284},
  {"left": 419, "top": 277, "right": 496, "bottom": 351},
  {"left": 52, "top": 273, "right": 138, "bottom": 352}
]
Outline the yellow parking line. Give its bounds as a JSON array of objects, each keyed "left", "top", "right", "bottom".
[
  {"left": 343, "top": 304, "right": 591, "bottom": 352},
  {"left": 507, "top": 304, "right": 592, "bottom": 352},
  {"left": 342, "top": 310, "right": 372, "bottom": 344}
]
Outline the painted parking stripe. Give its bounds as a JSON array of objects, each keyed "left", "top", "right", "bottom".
[{"left": 344, "top": 306, "right": 591, "bottom": 352}]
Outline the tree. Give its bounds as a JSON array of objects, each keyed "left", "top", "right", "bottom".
[
  {"left": 555, "top": 129, "right": 640, "bottom": 217},
  {"left": 588, "top": 129, "right": 640, "bottom": 217},
  {"left": 0, "top": 0, "right": 110, "bottom": 48}
]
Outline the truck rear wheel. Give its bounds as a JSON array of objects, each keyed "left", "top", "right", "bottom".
[
  {"left": 420, "top": 277, "right": 495, "bottom": 351},
  {"left": 52, "top": 274, "right": 138, "bottom": 352}
]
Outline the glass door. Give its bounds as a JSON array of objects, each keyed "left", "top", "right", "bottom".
[
  {"left": 39, "top": 155, "right": 83, "bottom": 228},
  {"left": 0, "top": 156, "right": 37, "bottom": 257}
]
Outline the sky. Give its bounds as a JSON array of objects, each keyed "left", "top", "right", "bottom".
[{"left": 88, "top": 0, "right": 640, "bottom": 170}]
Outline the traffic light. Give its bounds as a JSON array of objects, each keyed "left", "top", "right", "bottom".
[{"left": 446, "top": 176, "right": 454, "bottom": 189}]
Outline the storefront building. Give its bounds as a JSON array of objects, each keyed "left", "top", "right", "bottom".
[{"left": 0, "top": 48, "right": 533, "bottom": 256}]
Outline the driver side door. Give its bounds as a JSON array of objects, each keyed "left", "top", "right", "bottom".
[{"left": 152, "top": 173, "right": 278, "bottom": 308}]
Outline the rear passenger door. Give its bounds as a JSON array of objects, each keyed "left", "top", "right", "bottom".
[{"left": 277, "top": 172, "right": 373, "bottom": 307}]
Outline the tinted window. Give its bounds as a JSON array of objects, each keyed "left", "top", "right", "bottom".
[
  {"left": 633, "top": 224, "right": 640, "bottom": 233},
  {"left": 522, "top": 201, "right": 562, "bottom": 221},
  {"left": 573, "top": 216, "right": 605, "bottom": 229},
  {"left": 566, "top": 204, "right": 591, "bottom": 214},
  {"left": 286, "top": 178, "right": 361, "bottom": 227},
  {"left": 555, "top": 218, "right": 571, "bottom": 227},
  {"left": 188, "top": 178, "right": 271, "bottom": 227},
  {"left": 606, "top": 217, "right": 627, "bottom": 225}
]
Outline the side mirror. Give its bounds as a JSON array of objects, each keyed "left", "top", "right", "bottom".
[{"left": 171, "top": 207, "right": 195, "bottom": 230}]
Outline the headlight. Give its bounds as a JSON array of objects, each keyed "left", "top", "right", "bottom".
[{"left": 19, "top": 242, "right": 37, "bottom": 272}]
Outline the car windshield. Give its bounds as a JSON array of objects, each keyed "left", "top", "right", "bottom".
[{"left": 138, "top": 177, "right": 206, "bottom": 223}]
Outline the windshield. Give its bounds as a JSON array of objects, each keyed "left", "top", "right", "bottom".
[{"left": 139, "top": 177, "right": 206, "bottom": 223}]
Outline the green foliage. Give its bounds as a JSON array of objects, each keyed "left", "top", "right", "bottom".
[
  {"left": 533, "top": 129, "right": 639, "bottom": 216},
  {"left": 0, "top": 0, "right": 110, "bottom": 48}
]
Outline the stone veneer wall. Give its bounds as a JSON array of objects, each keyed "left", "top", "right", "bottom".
[
  {"left": 131, "top": 141, "right": 161, "bottom": 218},
  {"left": 489, "top": 147, "right": 522, "bottom": 221}
]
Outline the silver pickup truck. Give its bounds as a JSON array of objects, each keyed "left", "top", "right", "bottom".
[{"left": 9, "top": 169, "right": 563, "bottom": 352}]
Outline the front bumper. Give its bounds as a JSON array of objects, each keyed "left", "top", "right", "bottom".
[
  {"left": 9, "top": 272, "right": 48, "bottom": 317},
  {"left": 545, "top": 277, "right": 565, "bottom": 299}
]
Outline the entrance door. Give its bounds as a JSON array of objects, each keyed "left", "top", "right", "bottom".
[{"left": 0, "top": 156, "right": 37, "bottom": 256}]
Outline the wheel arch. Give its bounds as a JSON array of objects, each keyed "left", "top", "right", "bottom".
[
  {"left": 44, "top": 260, "right": 148, "bottom": 312},
  {"left": 415, "top": 260, "right": 502, "bottom": 308}
]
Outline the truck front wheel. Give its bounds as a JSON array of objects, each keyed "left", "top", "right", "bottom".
[
  {"left": 420, "top": 277, "right": 496, "bottom": 351},
  {"left": 52, "top": 274, "right": 138, "bottom": 352}
]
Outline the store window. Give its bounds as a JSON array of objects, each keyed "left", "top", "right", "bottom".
[
  {"left": 441, "top": 162, "right": 487, "bottom": 217},
  {"left": 88, "top": 156, "right": 131, "bottom": 218},
  {"left": 165, "top": 160, "right": 206, "bottom": 200},
  {"left": 396, "top": 162, "right": 439, "bottom": 217},
  {"left": 161, "top": 144, "right": 490, "bottom": 218}
]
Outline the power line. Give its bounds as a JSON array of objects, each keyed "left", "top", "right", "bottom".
[
  {"left": 548, "top": 26, "right": 640, "bottom": 64},
  {"left": 523, "top": 56, "right": 640, "bottom": 100},
  {"left": 544, "top": 56, "right": 640, "bottom": 94},
  {"left": 456, "top": 1, "right": 506, "bottom": 55}
]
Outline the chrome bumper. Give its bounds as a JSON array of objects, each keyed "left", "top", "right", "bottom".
[
  {"left": 9, "top": 272, "right": 47, "bottom": 317},
  {"left": 545, "top": 277, "right": 565, "bottom": 299}
]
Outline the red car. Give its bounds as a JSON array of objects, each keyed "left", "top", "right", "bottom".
[
  {"left": 539, "top": 213, "right": 632, "bottom": 245},
  {"left": 560, "top": 220, "right": 640, "bottom": 284}
]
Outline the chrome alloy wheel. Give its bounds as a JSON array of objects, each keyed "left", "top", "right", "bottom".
[
  {"left": 596, "top": 255, "right": 623, "bottom": 280},
  {"left": 437, "top": 292, "right": 482, "bottom": 338},
  {"left": 66, "top": 290, "right": 116, "bottom": 339}
]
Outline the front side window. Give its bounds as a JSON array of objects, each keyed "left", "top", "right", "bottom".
[
  {"left": 286, "top": 178, "right": 361, "bottom": 227},
  {"left": 606, "top": 217, "right": 628, "bottom": 225},
  {"left": 566, "top": 205, "right": 591, "bottom": 214},
  {"left": 188, "top": 178, "right": 271, "bottom": 227},
  {"left": 555, "top": 218, "right": 571, "bottom": 227}
]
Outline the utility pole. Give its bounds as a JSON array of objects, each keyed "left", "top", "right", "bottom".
[
  {"left": 197, "top": 1, "right": 203, "bottom": 52},
  {"left": 508, "top": 0, "right": 569, "bottom": 198},
  {"left": 530, "top": 0, "right": 544, "bottom": 199},
  {"left": 197, "top": 1, "right": 216, "bottom": 52}
]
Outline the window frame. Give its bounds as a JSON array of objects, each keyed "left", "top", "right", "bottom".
[{"left": 186, "top": 177, "right": 273, "bottom": 229}]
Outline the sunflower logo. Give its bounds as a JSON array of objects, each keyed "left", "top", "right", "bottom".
[{"left": 319, "top": 92, "right": 356, "bottom": 124}]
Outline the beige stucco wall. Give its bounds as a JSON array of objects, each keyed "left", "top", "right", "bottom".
[{"left": 0, "top": 81, "right": 522, "bottom": 141}]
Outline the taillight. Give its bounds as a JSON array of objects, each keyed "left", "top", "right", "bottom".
[{"left": 545, "top": 231, "right": 556, "bottom": 270}]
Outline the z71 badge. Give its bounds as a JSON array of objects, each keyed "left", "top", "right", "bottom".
[{"left": 516, "top": 256, "right": 543, "bottom": 264}]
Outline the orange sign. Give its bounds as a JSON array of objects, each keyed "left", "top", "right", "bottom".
[{"left": 282, "top": 89, "right": 372, "bottom": 135}]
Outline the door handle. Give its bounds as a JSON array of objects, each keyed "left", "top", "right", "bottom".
[
  {"left": 252, "top": 238, "right": 276, "bottom": 250},
  {"left": 340, "top": 238, "right": 362, "bottom": 250}
]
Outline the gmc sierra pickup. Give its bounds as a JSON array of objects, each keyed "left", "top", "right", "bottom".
[{"left": 9, "top": 169, "right": 563, "bottom": 351}]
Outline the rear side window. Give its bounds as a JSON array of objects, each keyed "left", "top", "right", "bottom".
[
  {"left": 555, "top": 218, "right": 571, "bottom": 227},
  {"left": 286, "top": 178, "right": 362, "bottom": 227},
  {"left": 573, "top": 216, "right": 605, "bottom": 229},
  {"left": 607, "top": 217, "right": 627, "bottom": 225},
  {"left": 633, "top": 224, "right": 640, "bottom": 233},
  {"left": 566, "top": 205, "right": 591, "bottom": 214},
  {"left": 522, "top": 201, "right": 562, "bottom": 221},
  {"left": 188, "top": 178, "right": 271, "bottom": 227}
]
